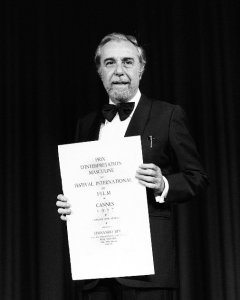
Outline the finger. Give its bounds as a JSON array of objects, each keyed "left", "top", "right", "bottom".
[
  {"left": 60, "top": 214, "right": 68, "bottom": 221},
  {"left": 138, "top": 180, "right": 156, "bottom": 189},
  {"left": 56, "top": 200, "right": 71, "bottom": 208},
  {"left": 58, "top": 208, "right": 72, "bottom": 215},
  {"left": 136, "top": 168, "right": 156, "bottom": 176},
  {"left": 135, "top": 174, "right": 156, "bottom": 183},
  {"left": 139, "top": 163, "right": 158, "bottom": 170},
  {"left": 57, "top": 194, "right": 69, "bottom": 202}
]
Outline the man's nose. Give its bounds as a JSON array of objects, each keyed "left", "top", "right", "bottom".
[{"left": 114, "top": 63, "right": 124, "bottom": 75}]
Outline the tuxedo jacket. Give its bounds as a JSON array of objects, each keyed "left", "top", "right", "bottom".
[{"left": 74, "top": 94, "right": 208, "bottom": 289}]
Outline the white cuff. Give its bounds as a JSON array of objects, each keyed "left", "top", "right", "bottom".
[{"left": 155, "top": 176, "right": 169, "bottom": 203}]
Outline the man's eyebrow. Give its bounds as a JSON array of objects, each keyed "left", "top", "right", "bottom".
[
  {"left": 103, "top": 57, "right": 135, "bottom": 61},
  {"left": 122, "top": 57, "right": 134, "bottom": 61},
  {"left": 103, "top": 57, "right": 115, "bottom": 63}
]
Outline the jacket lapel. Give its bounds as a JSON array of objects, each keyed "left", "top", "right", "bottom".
[
  {"left": 125, "top": 94, "right": 152, "bottom": 137},
  {"left": 85, "top": 111, "right": 103, "bottom": 141}
]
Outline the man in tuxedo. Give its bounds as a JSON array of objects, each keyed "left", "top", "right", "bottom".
[{"left": 56, "top": 32, "right": 208, "bottom": 300}]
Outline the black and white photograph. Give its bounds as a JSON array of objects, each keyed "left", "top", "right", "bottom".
[{"left": 1, "top": 1, "right": 240, "bottom": 299}]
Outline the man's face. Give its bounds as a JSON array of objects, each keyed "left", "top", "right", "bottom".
[{"left": 98, "top": 40, "right": 143, "bottom": 103}]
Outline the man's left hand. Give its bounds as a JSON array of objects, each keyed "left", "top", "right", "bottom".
[{"left": 135, "top": 163, "right": 165, "bottom": 195}]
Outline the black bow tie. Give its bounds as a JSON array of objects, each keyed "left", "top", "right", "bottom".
[{"left": 102, "top": 102, "right": 135, "bottom": 122}]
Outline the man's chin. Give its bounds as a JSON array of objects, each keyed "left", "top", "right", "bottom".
[
  {"left": 109, "top": 94, "right": 129, "bottom": 102},
  {"left": 108, "top": 88, "right": 133, "bottom": 102}
]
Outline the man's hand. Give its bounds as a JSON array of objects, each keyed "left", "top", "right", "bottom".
[
  {"left": 135, "top": 163, "right": 165, "bottom": 195},
  {"left": 56, "top": 194, "right": 71, "bottom": 221}
]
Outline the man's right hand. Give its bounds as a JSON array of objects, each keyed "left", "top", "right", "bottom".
[{"left": 56, "top": 194, "right": 71, "bottom": 221}]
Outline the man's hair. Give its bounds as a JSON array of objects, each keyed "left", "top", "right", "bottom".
[{"left": 94, "top": 33, "right": 146, "bottom": 74}]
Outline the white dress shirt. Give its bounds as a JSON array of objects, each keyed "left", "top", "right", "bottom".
[
  {"left": 99, "top": 90, "right": 141, "bottom": 140},
  {"left": 99, "top": 89, "right": 168, "bottom": 203}
]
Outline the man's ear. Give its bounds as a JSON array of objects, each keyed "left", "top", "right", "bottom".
[
  {"left": 139, "top": 64, "right": 145, "bottom": 80},
  {"left": 139, "top": 69, "right": 144, "bottom": 80},
  {"left": 97, "top": 67, "right": 103, "bottom": 79}
]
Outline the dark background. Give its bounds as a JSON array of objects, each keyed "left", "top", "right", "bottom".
[{"left": 1, "top": 0, "right": 240, "bottom": 299}]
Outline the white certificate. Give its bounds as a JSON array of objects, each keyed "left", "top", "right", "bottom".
[{"left": 58, "top": 136, "right": 154, "bottom": 280}]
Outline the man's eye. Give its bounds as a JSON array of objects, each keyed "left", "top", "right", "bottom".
[
  {"left": 124, "top": 60, "right": 134, "bottom": 66},
  {"left": 105, "top": 61, "right": 114, "bottom": 67}
]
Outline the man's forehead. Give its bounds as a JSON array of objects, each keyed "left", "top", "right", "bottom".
[{"left": 100, "top": 40, "right": 139, "bottom": 60}]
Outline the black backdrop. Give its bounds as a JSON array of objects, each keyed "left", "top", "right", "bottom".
[{"left": 1, "top": 0, "right": 240, "bottom": 299}]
